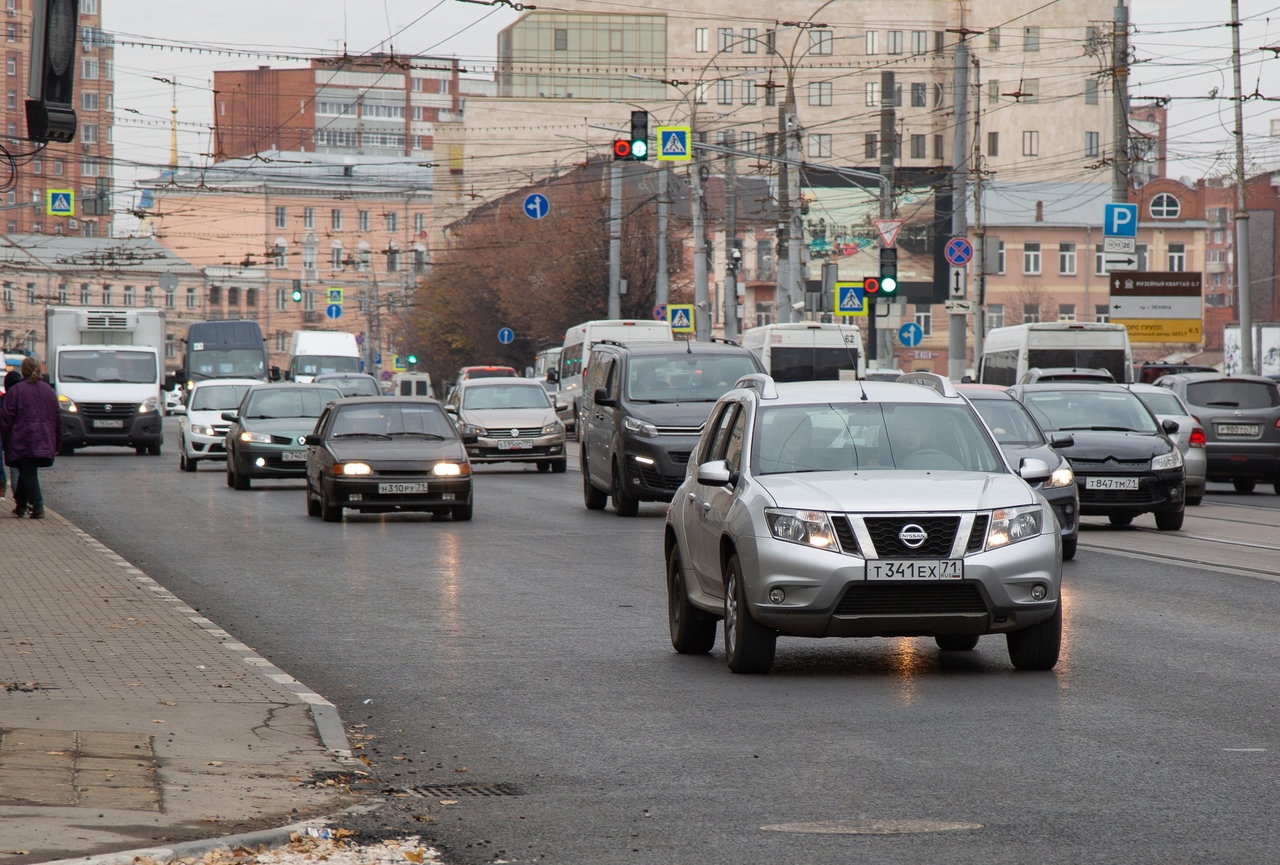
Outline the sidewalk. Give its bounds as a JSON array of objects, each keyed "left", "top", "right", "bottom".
[{"left": 0, "top": 502, "right": 361, "bottom": 864}]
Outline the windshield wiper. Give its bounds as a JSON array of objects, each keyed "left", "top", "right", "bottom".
[
  {"left": 388, "top": 432, "right": 445, "bottom": 440},
  {"left": 1206, "top": 401, "right": 1239, "bottom": 407},
  {"left": 332, "top": 432, "right": 392, "bottom": 439},
  {"left": 1060, "top": 425, "right": 1135, "bottom": 432},
  {"left": 59, "top": 374, "right": 94, "bottom": 381}
]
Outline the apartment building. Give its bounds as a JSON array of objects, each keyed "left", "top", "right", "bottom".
[{"left": 4, "top": 0, "right": 115, "bottom": 237}]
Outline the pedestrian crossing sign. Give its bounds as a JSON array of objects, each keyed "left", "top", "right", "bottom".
[
  {"left": 327, "top": 287, "right": 344, "bottom": 306},
  {"left": 46, "top": 189, "right": 74, "bottom": 217},
  {"left": 656, "top": 126, "right": 692, "bottom": 161},
  {"left": 667, "top": 303, "right": 695, "bottom": 333},
  {"left": 835, "top": 282, "right": 867, "bottom": 317}
]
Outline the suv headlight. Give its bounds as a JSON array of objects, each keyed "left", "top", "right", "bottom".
[
  {"left": 1152, "top": 449, "right": 1183, "bottom": 471},
  {"left": 239, "top": 431, "right": 272, "bottom": 443},
  {"left": 460, "top": 422, "right": 487, "bottom": 437},
  {"left": 541, "top": 420, "right": 565, "bottom": 436},
  {"left": 765, "top": 508, "right": 836, "bottom": 549},
  {"left": 1043, "top": 462, "right": 1074, "bottom": 489},
  {"left": 623, "top": 416, "right": 659, "bottom": 438},
  {"left": 138, "top": 397, "right": 157, "bottom": 414},
  {"left": 987, "top": 505, "right": 1044, "bottom": 549}
]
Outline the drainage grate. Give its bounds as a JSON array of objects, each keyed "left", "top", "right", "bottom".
[{"left": 412, "top": 783, "right": 521, "bottom": 798}]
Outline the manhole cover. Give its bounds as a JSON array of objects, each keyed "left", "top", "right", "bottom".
[
  {"left": 412, "top": 784, "right": 520, "bottom": 798},
  {"left": 762, "top": 819, "right": 982, "bottom": 835}
]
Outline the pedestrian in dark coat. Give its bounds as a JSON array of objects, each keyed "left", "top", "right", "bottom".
[
  {"left": 0, "top": 356, "right": 61, "bottom": 518},
  {"left": 0, "top": 368, "right": 20, "bottom": 496}
]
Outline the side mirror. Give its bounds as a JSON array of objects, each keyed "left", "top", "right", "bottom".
[
  {"left": 302, "top": 434, "right": 322, "bottom": 446},
  {"left": 221, "top": 410, "right": 239, "bottom": 422},
  {"left": 546, "top": 368, "right": 560, "bottom": 383},
  {"left": 594, "top": 386, "right": 616, "bottom": 407},
  {"left": 1050, "top": 433, "right": 1075, "bottom": 448},
  {"left": 1018, "top": 457, "right": 1052, "bottom": 483},
  {"left": 444, "top": 405, "right": 458, "bottom": 414},
  {"left": 1161, "top": 419, "right": 1180, "bottom": 435},
  {"left": 524, "top": 366, "right": 534, "bottom": 378},
  {"left": 460, "top": 432, "right": 478, "bottom": 445},
  {"left": 164, "top": 373, "right": 177, "bottom": 390},
  {"left": 696, "top": 459, "right": 733, "bottom": 487},
  {"left": 270, "top": 366, "right": 282, "bottom": 382},
  {"left": 170, "top": 405, "right": 187, "bottom": 416},
  {"left": 555, "top": 401, "right": 569, "bottom": 413}
]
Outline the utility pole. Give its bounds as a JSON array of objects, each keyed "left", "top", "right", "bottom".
[
  {"left": 775, "top": 90, "right": 791, "bottom": 323},
  {"left": 723, "top": 130, "right": 739, "bottom": 341},
  {"left": 1111, "top": 1, "right": 1130, "bottom": 203},
  {"left": 656, "top": 161, "right": 669, "bottom": 308},
  {"left": 871, "top": 70, "right": 896, "bottom": 369},
  {"left": 692, "top": 138, "right": 710, "bottom": 340},
  {"left": 971, "top": 55, "right": 985, "bottom": 366},
  {"left": 948, "top": 33, "right": 970, "bottom": 381},
  {"left": 608, "top": 161, "right": 622, "bottom": 320},
  {"left": 1231, "top": 0, "right": 1254, "bottom": 373},
  {"left": 784, "top": 89, "right": 804, "bottom": 323}
]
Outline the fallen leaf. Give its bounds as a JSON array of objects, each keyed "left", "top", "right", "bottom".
[
  {"left": 332, "top": 829, "right": 355, "bottom": 839},
  {"left": 404, "top": 849, "right": 424, "bottom": 863},
  {"left": 205, "top": 761, "right": 223, "bottom": 767},
  {"left": 159, "top": 700, "right": 177, "bottom": 707},
  {"left": 151, "top": 719, "right": 166, "bottom": 724},
  {"left": 438, "top": 800, "right": 458, "bottom": 806},
  {"left": 393, "top": 755, "right": 407, "bottom": 761},
  {"left": 358, "top": 756, "right": 372, "bottom": 766},
  {"left": 411, "top": 815, "right": 434, "bottom": 823},
  {"left": 453, "top": 766, "right": 468, "bottom": 773},
  {"left": 0, "top": 850, "right": 31, "bottom": 856}
]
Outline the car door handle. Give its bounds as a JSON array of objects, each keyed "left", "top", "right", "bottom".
[
  {"left": 687, "top": 493, "right": 697, "bottom": 503},
  {"left": 701, "top": 502, "right": 711, "bottom": 514}
]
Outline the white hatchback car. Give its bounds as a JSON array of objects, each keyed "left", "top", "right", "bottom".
[
  {"left": 664, "top": 373, "right": 1064, "bottom": 674},
  {"left": 174, "top": 379, "right": 263, "bottom": 472}
]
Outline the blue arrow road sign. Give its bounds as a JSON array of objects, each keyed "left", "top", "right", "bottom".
[
  {"left": 1104, "top": 202, "right": 1138, "bottom": 237},
  {"left": 523, "top": 193, "right": 549, "bottom": 220},
  {"left": 498, "top": 327, "right": 515, "bottom": 345},
  {"left": 944, "top": 237, "right": 973, "bottom": 267},
  {"left": 326, "top": 304, "right": 342, "bottom": 319},
  {"left": 898, "top": 322, "right": 924, "bottom": 348}
]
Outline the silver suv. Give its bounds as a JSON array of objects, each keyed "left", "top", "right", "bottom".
[{"left": 664, "top": 373, "right": 1063, "bottom": 674}]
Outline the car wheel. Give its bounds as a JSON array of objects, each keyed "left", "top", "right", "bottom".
[
  {"left": 320, "top": 489, "right": 342, "bottom": 522},
  {"left": 1155, "top": 508, "right": 1184, "bottom": 531},
  {"left": 536, "top": 461, "right": 551, "bottom": 473},
  {"left": 1006, "top": 602, "right": 1062, "bottom": 671},
  {"left": 1234, "top": 479, "right": 1256, "bottom": 494},
  {"left": 182, "top": 452, "right": 199, "bottom": 473},
  {"left": 551, "top": 459, "right": 567, "bottom": 474},
  {"left": 667, "top": 544, "right": 716, "bottom": 654},
  {"left": 1274, "top": 482, "right": 1280, "bottom": 497},
  {"left": 582, "top": 448, "right": 607, "bottom": 510},
  {"left": 231, "top": 460, "right": 250, "bottom": 490},
  {"left": 935, "top": 634, "right": 979, "bottom": 651},
  {"left": 612, "top": 458, "right": 639, "bottom": 517},
  {"left": 451, "top": 502, "right": 474, "bottom": 521},
  {"left": 1062, "top": 535, "right": 1077, "bottom": 560},
  {"left": 723, "top": 553, "right": 776, "bottom": 674},
  {"left": 1186, "top": 493, "right": 1203, "bottom": 506},
  {"left": 1108, "top": 514, "right": 1133, "bottom": 527},
  {"left": 148, "top": 442, "right": 161, "bottom": 456},
  {"left": 135, "top": 446, "right": 147, "bottom": 456},
  {"left": 225, "top": 460, "right": 234, "bottom": 487},
  {"left": 306, "top": 481, "right": 322, "bottom": 517}
]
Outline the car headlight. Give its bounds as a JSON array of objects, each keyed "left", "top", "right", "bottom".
[
  {"left": 334, "top": 462, "right": 372, "bottom": 476},
  {"left": 541, "top": 420, "right": 565, "bottom": 436},
  {"left": 460, "top": 422, "right": 488, "bottom": 436},
  {"left": 623, "top": 416, "right": 659, "bottom": 438},
  {"left": 58, "top": 394, "right": 78, "bottom": 413},
  {"left": 238, "top": 431, "right": 272, "bottom": 443},
  {"left": 190, "top": 424, "right": 216, "bottom": 437},
  {"left": 138, "top": 397, "right": 157, "bottom": 414},
  {"left": 986, "top": 504, "right": 1044, "bottom": 549},
  {"left": 432, "top": 462, "right": 470, "bottom": 476},
  {"left": 764, "top": 508, "right": 836, "bottom": 549},
  {"left": 1043, "top": 462, "right": 1074, "bottom": 489},
  {"left": 1152, "top": 449, "right": 1183, "bottom": 471}
]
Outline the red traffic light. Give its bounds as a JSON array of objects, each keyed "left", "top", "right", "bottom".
[
  {"left": 863, "top": 277, "right": 880, "bottom": 293},
  {"left": 613, "top": 139, "right": 632, "bottom": 159}
]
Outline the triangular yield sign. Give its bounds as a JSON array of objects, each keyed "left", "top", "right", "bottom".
[{"left": 873, "top": 219, "right": 903, "bottom": 248}]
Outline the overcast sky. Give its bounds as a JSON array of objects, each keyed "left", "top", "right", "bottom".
[{"left": 105, "top": 0, "right": 1280, "bottom": 207}]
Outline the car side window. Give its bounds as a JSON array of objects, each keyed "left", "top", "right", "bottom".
[
  {"left": 723, "top": 405, "right": 747, "bottom": 473},
  {"left": 315, "top": 407, "right": 332, "bottom": 435},
  {"left": 700, "top": 404, "right": 732, "bottom": 463},
  {"left": 706, "top": 404, "right": 739, "bottom": 462},
  {"left": 604, "top": 358, "right": 619, "bottom": 398}
]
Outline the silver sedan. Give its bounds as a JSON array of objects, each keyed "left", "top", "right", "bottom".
[
  {"left": 1126, "top": 383, "right": 1207, "bottom": 505},
  {"left": 664, "top": 373, "right": 1063, "bottom": 674}
]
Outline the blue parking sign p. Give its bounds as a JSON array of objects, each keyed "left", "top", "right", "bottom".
[{"left": 1104, "top": 203, "right": 1138, "bottom": 238}]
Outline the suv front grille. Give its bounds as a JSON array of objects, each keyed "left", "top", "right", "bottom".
[
  {"left": 79, "top": 403, "right": 136, "bottom": 420},
  {"left": 834, "top": 583, "right": 988, "bottom": 616},
  {"left": 656, "top": 424, "right": 703, "bottom": 436},
  {"left": 1080, "top": 486, "right": 1158, "bottom": 504},
  {"left": 863, "top": 516, "right": 959, "bottom": 558},
  {"left": 487, "top": 427, "right": 543, "bottom": 439}
]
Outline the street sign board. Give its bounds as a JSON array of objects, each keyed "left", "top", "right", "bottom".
[
  {"left": 46, "top": 189, "right": 73, "bottom": 217},
  {"left": 949, "top": 266, "right": 966, "bottom": 299},
  {"left": 652, "top": 303, "right": 667, "bottom": 321},
  {"left": 523, "top": 193, "right": 549, "bottom": 220},
  {"left": 1103, "top": 254, "right": 1139, "bottom": 273},
  {"left": 834, "top": 282, "right": 866, "bottom": 317},
  {"left": 327, "top": 287, "right": 344, "bottom": 306},
  {"left": 898, "top": 322, "right": 924, "bottom": 348},
  {"left": 944, "top": 237, "right": 974, "bottom": 267},
  {"left": 944, "top": 300, "right": 975, "bottom": 314},
  {"left": 1109, "top": 272, "right": 1203, "bottom": 343},
  {"left": 1104, "top": 202, "right": 1138, "bottom": 237},
  {"left": 657, "top": 126, "right": 692, "bottom": 161},
  {"left": 325, "top": 303, "right": 342, "bottom": 319},
  {"left": 392, "top": 355, "right": 407, "bottom": 372},
  {"left": 1103, "top": 236, "right": 1136, "bottom": 254},
  {"left": 872, "top": 219, "right": 903, "bottom": 248},
  {"left": 667, "top": 304, "right": 695, "bottom": 333},
  {"left": 498, "top": 327, "right": 515, "bottom": 345}
]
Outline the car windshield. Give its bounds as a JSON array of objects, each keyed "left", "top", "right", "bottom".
[
  {"left": 462, "top": 384, "right": 551, "bottom": 410},
  {"left": 243, "top": 387, "right": 340, "bottom": 419},
  {"left": 320, "top": 377, "right": 381, "bottom": 397},
  {"left": 753, "top": 402, "right": 1004, "bottom": 474},
  {"left": 191, "top": 384, "right": 253, "bottom": 411},
  {"left": 330, "top": 403, "right": 455, "bottom": 438},
  {"left": 970, "top": 398, "right": 1046, "bottom": 446},
  {"left": 1020, "top": 390, "right": 1158, "bottom": 433},
  {"left": 59, "top": 350, "right": 157, "bottom": 384},
  {"left": 296, "top": 356, "right": 360, "bottom": 376},
  {"left": 1185, "top": 380, "right": 1279, "bottom": 409},
  {"left": 627, "top": 354, "right": 760, "bottom": 402},
  {"left": 1135, "top": 390, "right": 1187, "bottom": 417},
  {"left": 188, "top": 349, "right": 265, "bottom": 379},
  {"left": 464, "top": 368, "right": 516, "bottom": 379}
]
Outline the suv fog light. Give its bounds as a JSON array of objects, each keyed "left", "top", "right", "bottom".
[
  {"left": 768, "top": 588, "right": 786, "bottom": 605},
  {"left": 255, "top": 457, "right": 266, "bottom": 467},
  {"left": 1030, "top": 584, "right": 1048, "bottom": 601}
]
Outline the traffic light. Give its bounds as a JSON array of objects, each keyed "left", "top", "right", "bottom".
[
  {"left": 863, "top": 277, "right": 880, "bottom": 294},
  {"left": 613, "top": 138, "right": 633, "bottom": 160},
  {"left": 629, "top": 110, "right": 649, "bottom": 160},
  {"left": 879, "top": 248, "right": 898, "bottom": 294},
  {"left": 406, "top": 352, "right": 418, "bottom": 366},
  {"left": 26, "top": 0, "right": 80, "bottom": 143},
  {"left": 291, "top": 279, "right": 303, "bottom": 303}
]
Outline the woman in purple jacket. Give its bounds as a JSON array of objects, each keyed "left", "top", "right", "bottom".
[{"left": 0, "top": 356, "right": 61, "bottom": 519}]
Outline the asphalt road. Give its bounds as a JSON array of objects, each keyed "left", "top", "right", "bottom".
[{"left": 40, "top": 419, "right": 1280, "bottom": 865}]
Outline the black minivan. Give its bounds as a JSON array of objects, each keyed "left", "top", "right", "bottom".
[{"left": 579, "top": 341, "right": 763, "bottom": 516}]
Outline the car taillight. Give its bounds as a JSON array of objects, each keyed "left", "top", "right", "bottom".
[{"left": 1190, "top": 427, "right": 1206, "bottom": 447}]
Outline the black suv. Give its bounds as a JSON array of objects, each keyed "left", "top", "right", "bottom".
[{"left": 579, "top": 341, "right": 763, "bottom": 516}]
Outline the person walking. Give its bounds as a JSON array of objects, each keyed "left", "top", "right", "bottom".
[
  {"left": 0, "top": 357, "right": 61, "bottom": 518},
  {"left": 0, "top": 369, "right": 24, "bottom": 498}
]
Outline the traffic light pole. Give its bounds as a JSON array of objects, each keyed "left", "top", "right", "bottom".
[
  {"left": 947, "top": 35, "right": 970, "bottom": 382},
  {"left": 656, "top": 161, "right": 669, "bottom": 308},
  {"left": 608, "top": 160, "right": 622, "bottom": 320},
  {"left": 872, "top": 70, "right": 896, "bottom": 370},
  {"left": 692, "top": 137, "right": 710, "bottom": 341},
  {"left": 723, "top": 130, "right": 739, "bottom": 342}
]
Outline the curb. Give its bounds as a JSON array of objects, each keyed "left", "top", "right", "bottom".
[{"left": 48, "top": 508, "right": 352, "bottom": 757}]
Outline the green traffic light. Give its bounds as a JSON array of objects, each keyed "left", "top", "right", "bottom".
[
  {"left": 880, "top": 276, "right": 898, "bottom": 294},
  {"left": 291, "top": 289, "right": 303, "bottom": 302},
  {"left": 406, "top": 353, "right": 418, "bottom": 365}
]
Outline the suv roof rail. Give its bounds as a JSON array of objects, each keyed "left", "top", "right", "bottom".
[
  {"left": 733, "top": 373, "right": 778, "bottom": 399},
  {"left": 897, "top": 371, "right": 959, "bottom": 398},
  {"left": 709, "top": 337, "right": 741, "bottom": 346}
]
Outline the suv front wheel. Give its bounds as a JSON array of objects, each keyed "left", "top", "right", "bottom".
[
  {"left": 582, "top": 446, "right": 607, "bottom": 510},
  {"left": 612, "top": 457, "right": 639, "bottom": 517},
  {"left": 724, "top": 554, "right": 776, "bottom": 674}
]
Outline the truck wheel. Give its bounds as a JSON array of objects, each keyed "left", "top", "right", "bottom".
[
  {"left": 136, "top": 446, "right": 147, "bottom": 456},
  {"left": 147, "top": 443, "right": 161, "bottom": 456}
]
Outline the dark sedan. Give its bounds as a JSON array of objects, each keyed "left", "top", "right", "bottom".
[
  {"left": 224, "top": 384, "right": 341, "bottom": 489},
  {"left": 303, "top": 397, "right": 475, "bottom": 522},
  {"left": 1008, "top": 383, "right": 1186, "bottom": 531}
]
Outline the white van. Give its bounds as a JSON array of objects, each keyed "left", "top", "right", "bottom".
[
  {"left": 534, "top": 347, "right": 562, "bottom": 381},
  {"left": 391, "top": 372, "right": 433, "bottom": 398},
  {"left": 287, "top": 330, "right": 361, "bottom": 382},
  {"left": 741, "top": 322, "right": 865, "bottom": 382},
  {"left": 559, "top": 320, "right": 673, "bottom": 429},
  {"left": 979, "top": 322, "right": 1133, "bottom": 386}
]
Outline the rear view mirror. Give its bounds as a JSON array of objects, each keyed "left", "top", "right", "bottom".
[
  {"left": 170, "top": 405, "right": 186, "bottom": 416},
  {"left": 1161, "top": 419, "right": 1180, "bottom": 435},
  {"left": 546, "top": 368, "right": 560, "bottom": 383},
  {"left": 696, "top": 460, "right": 733, "bottom": 487},
  {"left": 163, "top": 373, "right": 177, "bottom": 390},
  {"left": 270, "top": 366, "right": 282, "bottom": 382},
  {"left": 221, "top": 410, "right": 238, "bottom": 422},
  {"left": 302, "top": 434, "right": 322, "bottom": 446},
  {"left": 1050, "top": 433, "right": 1074, "bottom": 448},
  {"left": 1018, "top": 457, "right": 1052, "bottom": 483},
  {"left": 594, "top": 386, "right": 616, "bottom": 407},
  {"left": 445, "top": 405, "right": 458, "bottom": 414},
  {"left": 460, "top": 432, "right": 478, "bottom": 445}
]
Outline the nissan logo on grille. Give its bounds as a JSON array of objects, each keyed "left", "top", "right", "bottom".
[{"left": 898, "top": 523, "right": 928, "bottom": 548}]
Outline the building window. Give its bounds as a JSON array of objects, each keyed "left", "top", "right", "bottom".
[
  {"left": 331, "top": 244, "right": 344, "bottom": 270},
  {"left": 1085, "top": 79, "right": 1098, "bottom": 104},
  {"left": 988, "top": 80, "right": 1000, "bottom": 104},
  {"left": 865, "top": 133, "right": 878, "bottom": 159},
  {"left": 274, "top": 206, "right": 286, "bottom": 229},
  {"left": 186, "top": 287, "right": 197, "bottom": 309},
  {"left": 79, "top": 283, "right": 90, "bottom": 305},
  {"left": 718, "top": 27, "right": 734, "bottom": 52},
  {"left": 1022, "top": 79, "right": 1039, "bottom": 103},
  {"left": 164, "top": 288, "right": 174, "bottom": 308},
  {"left": 304, "top": 291, "right": 316, "bottom": 312},
  {"left": 765, "top": 29, "right": 776, "bottom": 54},
  {"left": 554, "top": 29, "right": 568, "bottom": 51},
  {"left": 1093, "top": 243, "right": 1107, "bottom": 275},
  {"left": 81, "top": 91, "right": 97, "bottom": 110},
  {"left": 910, "top": 134, "right": 926, "bottom": 159},
  {"left": 1058, "top": 303, "right": 1077, "bottom": 322},
  {"left": 57, "top": 284, "right": 68, "bottom": 304},
  {"left": 246, "top": 288, "right": 257, "bottom": 307},
  {"left": 53, "top": 159, "right": 63, "bottom": 175},
  {"left": 987, "top": 131, "right": 999, "bottom": 157},
  {"left": 276, "top": 288, "right": 288, "bottom": 310},
  {"left": 810, "top": 30, "right": 832, "bottom": 55},
  {"left": 81, "top": 157, "right": 99, "bottom": 176},
  {"left": 1023, "top": 242, "right": 1042, "bottom": 275},
  {"left": 4, "top": 90, "right": 11, "bottom": 110},
  {"left": 302, "top": 244, "right": 316, "bottom": 271},
  {"left": 1023, "top": 303, "right": 1041, "bottom": 324},
  {"left": 742, "top": 80, "right": 757, "bottom": 104},
  {"left": 387, "top": 247, "right": 401, "bottom": 273},
  {"left": 1059, "top": 243, "right": 1077, "bottom": 275},
  {"left": 911, "top": 82, "right": 926, "bottom": 107},
  {"left": 28, "top": 283, "right": 38, "bottom": 304},
  {"left": 935, "top": 31, "right": 946, "bottom": 54},
  {"left": 123, "top": 285, "right": 134, "bottom": 306},
  {"left": 226, "top": 286, "right": 239, "bottom": 307},
  {"left": 986, "top": 304, "right": 1004, "bottom": 330},
  {"left": 4, "top": 24, "right": 13, "bottom": 42},
  {"left": 4, "top": 57, "right": 12, "bottom": 76},
  {"left": 358, "top": 210, "right": 369, "bottom": 231},
  {"left": 803, "top": 80, "right": 830, "bottom": 107},
  {"left": 1085, "top": 131, "right": 1099, "bottom": 158},
  {"left": 717, "top": 79, "right": 734, "bottom": 104},
  {"left": 207, "top": 286, "right": 219, "bottom": 306},
  {"left": 303, "top": 207, "right": 315, "bottom": 229},
  {"left": 1022, "top": 130, "right": 1039, "bottom": 156},
  {"left": 359, "top": 246, "right": 372, "bottom": 271},
  {"left": 414, "top": 247, "right": 427, "bottom": 274},
  {"left": 414, "top": 213, "right": 426, "bottom": 233},
  {"left": 865, "top": 82, "right": 879, "bottom": 107},
  {"left": 695, "top": 28, "right": 708, "bottom": 53},
  {"left": 694, "top": 82, "right": 708, "bottom": 104},
  {"left": 808, "top": 134, "right": 832, "bottom": 158},
  {"left": 1136, "top": 243, "right": 1149, "bottom": 270},
  {"left": 887, "top": 30, "right": 903, "bottom": 55},
  {"left": 1095, "top": 305, "right": 1109, "bottom": 323},
  {"left": 911, "top": 31, "right": 928, "bottom": 55},
  {"left": 387, "top": 212, "right": 398, "bottom": 232},
  {"left": 740, "top": 131, "right": 758, "bottom": 152},
  {"left": 273, "top": 241, "right": 287, "bottom": 267},
  {"left": 1149, "top": 193, "right": 1181, "bottom": 219},
  {"left": 1168, "top": 243, "right": 1187, "bottom": 271},
  {"left": 742, "top": 28, "right": 758, "bottom": 53},
  {"left": 865, "top": 31, "right": 878, "bottom": 54},
  {"left": 934, "top": 134, "right": 943, "bottom": 159},
  {"left": 331, "top": 209, "right": 343, "bottom": 230},
  {"left": 1024, "top": 26, "right": 1040, "bottom": 51},
  {"left": 988, "top": 27, "right": 1001, "bottom": 51},
  {"left": 275, "top": 331, "right": 288, "bottom": 352},
  {"left": 914, "top": 307, "right": 932, "bottom": 336},
  {"left": 995, "top": 241, "right": 1006, "bottom": 274}
]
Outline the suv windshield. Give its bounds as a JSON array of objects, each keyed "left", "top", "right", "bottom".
[
  {"left": 243, "top": 387, "right": 340, "bottom": 419},
  {"left": 1021, "top": 390, "right": 1158, "bottom": 433},
  {"left": 59, "top": 350, "right": 157, "bottom": 384},
  {"left": 1185, "top": 380, "right": 1279, "bottom": 409},
  {"left": 318, "top": 376, "right": 381, "bottom": 397},
  {"left": 191, "top": 384, "right": 253, "bottom": 411},
  {"left": 1134, "top": 390, "right": 1187, "bottom": 417},
  {"left": 970, "top": 398, "right": 1046, "bottom": 446},
  {"left": 462, "top": 384, "right": 551, "bottom": 410},
  {"left": 189, "top": 349, "right": 266, "bottom": 379},
  {"left": 754, "top": 403, "right": 1004, "bottom": 474},
  {"left": 627, "top": 354, "right": 759, "bottom": 402}
]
